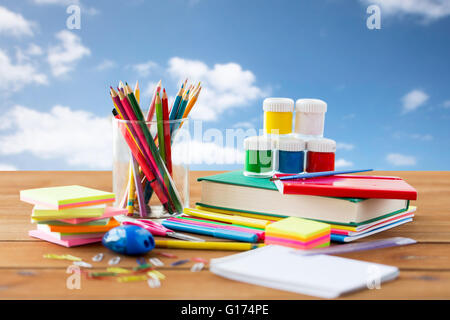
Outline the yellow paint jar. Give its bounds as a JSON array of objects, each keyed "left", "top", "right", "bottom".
[{"left": 263, "top": 98, "right": 294, "bottom": 135}]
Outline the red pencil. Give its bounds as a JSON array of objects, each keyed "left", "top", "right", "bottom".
[{"left": 162, "top": 89, "right": 172, "bottom": 174}]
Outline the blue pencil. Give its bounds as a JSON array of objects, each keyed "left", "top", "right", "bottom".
[
  {"left": 168, "top": 85, "right": 184, "bottom": 132},
  {"left": 270, "top": 169, "right": 374, "bottom": 181}
]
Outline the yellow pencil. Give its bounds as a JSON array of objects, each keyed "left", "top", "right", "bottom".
[
  {"left": 155, "top": 240, "right": 265, "bottom": 251},
  {"left": 183, "top": 208, "right": 271, "bottom": 229},
  {"left": 126, "top": 161, "right": 135, "bottom": 215},
  {"left": 195, "top": 205, "right": 283, "bottom": 222}
]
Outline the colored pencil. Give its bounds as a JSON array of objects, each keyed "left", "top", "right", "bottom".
[
  {"left": 169, "top": 84, "right": 184, "bottom": 132},
  {"left": 155, "top": 92, "right": 166, "bottom": 163},
  {"left": 132, "top": 157, "right": 147, "bottom": 217},
  {"left": 161, "top": 89, "right": 173, "bottom": 174},
  {"left": 155, "top": 240, "right": 265, "bottom": 251},
  {"left": 111, "top": 88, "right": 170, "bottom": 210},
  {"left": 125, "top": 84, "right": 182, "bottom": 214},
  {"left": 145, "top": 79, "right": 161, "bottom": 121},
  {"left": 182, "top": 86, "right": 201, "bottom": 118}
]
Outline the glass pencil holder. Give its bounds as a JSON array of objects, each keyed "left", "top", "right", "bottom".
[{"left": 112, "top": 117, "right": 190, "bottom": 219}]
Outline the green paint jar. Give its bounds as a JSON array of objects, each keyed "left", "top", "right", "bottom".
[{"left": 243, "top": 136, "right": 274, "bottom": 178}]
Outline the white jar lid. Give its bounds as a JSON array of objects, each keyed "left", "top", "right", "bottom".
[
  {"left": 277, "top": 137, "right": 306, "bottom": 152},
  {"left": 296, "top": 99, "right": 327, "bottom": 113},
  {"left": 307, "top": 138, "right": 336, "bottom": 153},
  {"left": 244, "top": 136, "right": 274, "bottom": 151},
  {"left": 263, "top": 98, "right": 294, "bottom": 112}
]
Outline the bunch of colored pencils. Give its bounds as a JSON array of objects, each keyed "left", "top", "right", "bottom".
[{"left": 110, "top": 80, "right": 202, "bottom": 217}]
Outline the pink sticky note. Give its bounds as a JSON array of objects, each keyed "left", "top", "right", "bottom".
[{"left": 29, "top": 230, "right": 102, "bottom": 247}]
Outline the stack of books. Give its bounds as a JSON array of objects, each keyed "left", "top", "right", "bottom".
[
  {"left": 20, "top": 185, "right": 127, "bottom": 247},
  {"left": 196, "top": 171, "right": 417, "bottom": 242}
]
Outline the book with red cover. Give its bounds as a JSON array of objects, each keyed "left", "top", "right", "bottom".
[{"left": 273, "top": 175, "right": 417, "bottom": 200}]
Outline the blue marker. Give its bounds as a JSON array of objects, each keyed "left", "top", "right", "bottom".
[{"left": 161, "top": 220, "right": 258, "bottom": 243}]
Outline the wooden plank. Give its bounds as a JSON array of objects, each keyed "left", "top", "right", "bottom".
[
  {"left": 0, "top": 242, "right": 449, "bottom": 271},
  {"left": 0, "top": 269, "right": 449, "bottom": 299}
]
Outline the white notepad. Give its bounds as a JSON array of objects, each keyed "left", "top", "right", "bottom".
[{"left": 210, "top": 245, "right": 399, "bottom": 298}]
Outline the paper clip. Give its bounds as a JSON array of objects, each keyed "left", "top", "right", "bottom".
[
  {"left": 158, "top": 251, "right": 178, "bottom": 258},
  {"left": 92, "top": 253, "right": 104, "bottom": 262},
  {"left": 191, "top": 257, "right": 208, "bottom": 264},
  {"left": 149, "top": 258, "right": 164, "bottom": 267},
  {"left": 117, "top": 275, "right": 147, "bottom": 283},
  {"left": 147, "top": 270, "right": 166, "bottom": 280},
  {"left": 73, "top": 261, "right": 93, "bottom": 268},
  {"left": 147, "top": 278, "right": 161, "bottom": 288},
  {"left": 133, "top": 264, "right": 153, "bottom": 272},
  {"left": 89, "top": 272, "right": 117, "bottom": 278},
  {"left": 190, "top": 262, "right": 205, "bottom": 272},
  {"left": 108, "top": 256, "right": 121, "bottom": 265},
  {"left": 107, "top": 267, "right": 130, "bottom": 274},
  {"left": 43, "top": 254, "right": 81, "bottom": 261},
  {"left": 171, "top": 259, "right": 190, "bottom": 267}
]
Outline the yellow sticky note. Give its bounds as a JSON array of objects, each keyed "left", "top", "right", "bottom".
[{"left": 265, "top": 217, "right": 330, "bottom": 241}]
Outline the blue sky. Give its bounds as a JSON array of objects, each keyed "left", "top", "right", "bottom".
[{"left": 0, "top": 0, "right": 449, "bottom": 171}]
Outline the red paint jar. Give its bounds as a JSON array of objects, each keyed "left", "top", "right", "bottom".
[{"left": 306, "top": 138, "right": 336, "bottom": 172}]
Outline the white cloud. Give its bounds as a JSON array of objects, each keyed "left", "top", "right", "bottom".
[
  {"left": 47, "top": 30, "right": 90, "bottom": 77},
  {"left": 96, "top": 59, "right": 116, "bottom": 71},
  {"left": 143, "top": 81, "right": 159, "bottom": 97},
  {"left": 0, "top": 163, "right": 17, "bottom": 171},
  {"left": 361, "top": 0, "right": 450, "bottom": 22},
  {"left": 0, "top": 6, "right": 35, "bottom": 37},
  {"left": 132, "top": 61, "right": 158, "bottom": 77},
  {"left": 26, "top": 43, "right": 44, "bottom": 56},
  {"left": 401, "top": 89, "right": 429, "bottom": 113},
  {"left": 443, "top": 100, "right": 450, "bottom": 108},
  {"left": 0, "top": 49, "right": 47, "bottom": 92},
  {"left": 335, "top": 158, "right": 354, "bottom": 168},
  {"left": 167, "top": 57, "right": 267, "bottom": 121},
  {"left": 386, "top": 153, "right": 417, "bottom": 166},
  {"left": 0, "top": 105, "right": 112, "bottom": 169},
  {"left": 336, "top": 142, "right": 355, "bottom": 151}
]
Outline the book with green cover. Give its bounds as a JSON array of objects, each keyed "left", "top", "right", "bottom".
[{"left": 197, "top": 171, "right": 409, "bottom": 226}]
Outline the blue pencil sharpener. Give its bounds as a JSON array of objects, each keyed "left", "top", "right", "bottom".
[{"left": 102, "top": 225, "right": 155, "bottom": 255}]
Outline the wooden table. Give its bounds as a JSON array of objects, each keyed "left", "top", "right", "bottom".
[{"left": 0, "top": 171, "right": 449, "bottom": 299}]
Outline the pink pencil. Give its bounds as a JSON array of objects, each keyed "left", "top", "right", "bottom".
[
  {"left": 145, "top": 80, "right": 162, "bottom": 121},
  {"left": 166, "top": 217, "right": 265, "bottom": 241}
]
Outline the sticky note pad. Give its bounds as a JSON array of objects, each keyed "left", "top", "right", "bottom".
[
  {"left": 265, "top": 217, "right": 330, "bottom": 249},
  {"left": 37, "top": 217, "right": 120, "bottom": 234},
  {"left": 31, "top": 204, "right": 106, "bottom": 220},
  {"left": 29, "top": 230, "right": 102, "bottom": 247},
  {"left": 20, "top": 185, "right": 115, "bottom": 210}
]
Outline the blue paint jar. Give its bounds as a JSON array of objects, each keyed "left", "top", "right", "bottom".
[{"left": 277, "top": 137, "right": 306, "bottom": 174}]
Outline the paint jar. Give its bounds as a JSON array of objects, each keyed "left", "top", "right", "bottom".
[
  {"left": 294, "top": 99, "right": 327, "bottom": 138},
  {"left": 306, "top": 138, "right": 336, "bottom": 172},
  {"left": 277, "top": 137, "right": 306, "bottom": 174},
  {"left": 263, "top": 98, "right": 294, "bottom": 135},
  {"left": 244, "top": 136, "right": 274, "bottom": 178}
]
